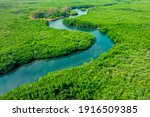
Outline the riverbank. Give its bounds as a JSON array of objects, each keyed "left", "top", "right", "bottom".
[
  {"left": 29, "top": 15, "right": 64, "bottom": 21},
  {"left": 0, "top": 9, "right": 113, "bottom": 95},
  {"left": 0, "top": 5, "right": 95, "bottom": 75}
]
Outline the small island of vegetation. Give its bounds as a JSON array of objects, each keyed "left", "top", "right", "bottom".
[{"left": 70, "top": 10, "right": 78, "bottom": 16}]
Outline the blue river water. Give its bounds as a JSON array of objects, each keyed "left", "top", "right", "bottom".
[{"left": 0, "top": 9, "right": 114, "bottom": 94}]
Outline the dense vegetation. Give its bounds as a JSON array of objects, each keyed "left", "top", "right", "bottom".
[
  {"left": 63, "top": 18, "right": 97, "bottom": 29},
  {"left": 70, "top": 10, "right": 78, "bottom": 16},
  {"left": 0, "top": 0, "right": 150, "bottom": 99},
  {"left": 0, "top": 1, "right": 94, "bottom": 74},
  {"left": 80, "top": 8, "right": 87, "bottom": 11},
  {"left": 31, "top": 6, "right": 71, "bottom": 19}
]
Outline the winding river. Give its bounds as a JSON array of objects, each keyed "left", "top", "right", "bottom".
[{"left": 0, "top": 9, "right": 114, "bottom": 94}]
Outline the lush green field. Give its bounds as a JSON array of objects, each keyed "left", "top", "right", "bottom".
[
  {"left": 0, "top": 0, "right": 150, "bottom": 99},
  {"left": 0, "top": 0, "right": 95, "bottom": 74}
]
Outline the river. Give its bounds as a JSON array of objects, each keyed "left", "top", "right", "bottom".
[{"left": 0, "top": 9, "right": 114, "bottom": 94}]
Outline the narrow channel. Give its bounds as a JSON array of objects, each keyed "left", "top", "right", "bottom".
[{"left": 0, "top": 9, "right": 114, "bottom": 94}]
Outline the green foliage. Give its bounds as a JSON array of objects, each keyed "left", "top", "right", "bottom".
[
  {"left": 0, "top": 2, "right": 94, "bottom": 74},
  {"left": 31, "top": 6, "right": 71, "bottom": 19},
  {"left": 70, "top": 10, "right": 78, "bottom": 16},
  {"left": 63, "top": 18, "right": 97, "bottom": 29},
  {"left": 0, "top": 0, "right": 150, "bottom": 100},
  {"left": 80, "top": 8, "right": 87, "bottom": 11}
]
